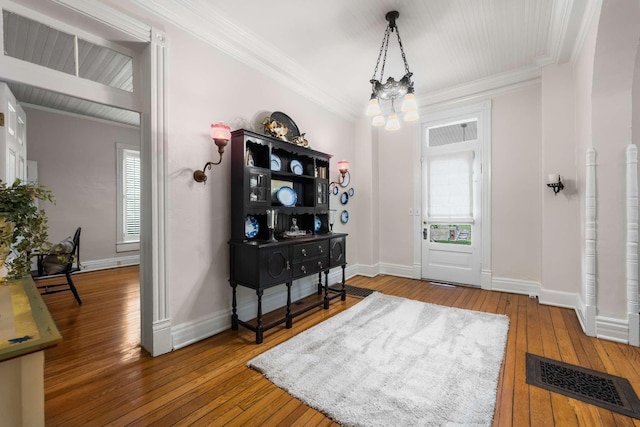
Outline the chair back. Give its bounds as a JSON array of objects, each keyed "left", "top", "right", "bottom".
[{"left": 69, "top": 227, "right": 81, "bottom": 271}]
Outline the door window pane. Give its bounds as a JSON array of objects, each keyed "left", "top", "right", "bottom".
[
  {"left": 427, "top": 150, "right": 473, "bottom": 217},
  {"left": 429, "top": 224, "right": 471, "bottom": 245},
  {"left": 428, "top": 120, "right": 477, "bottom": 147}
]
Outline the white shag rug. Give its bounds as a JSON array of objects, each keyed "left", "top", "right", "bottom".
[{"left": 247, "top": 292, "right": 509, "bottom": 427}]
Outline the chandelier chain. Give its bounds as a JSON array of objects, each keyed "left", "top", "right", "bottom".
[
  {"left": 395, "top": 26, "right": 411, "bottom": 75},
  {"left": 371, "top": 26, "right": 391, "bottom": 82}
]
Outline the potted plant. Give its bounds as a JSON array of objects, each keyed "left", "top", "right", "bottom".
[{"left": 0, "top": 179, "right": 55, "bottom": 279}]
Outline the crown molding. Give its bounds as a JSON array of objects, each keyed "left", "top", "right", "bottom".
[
  {"left": 130, "top": 0, "right": 359, "bottom": 120},
  {"left": 52, "top": 0, "right": 151, "bottom": 42}
]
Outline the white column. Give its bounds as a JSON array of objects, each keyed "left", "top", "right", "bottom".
[
  {"left": 626, "top": 144, "right": 639, "bottom": 346},
  {"left": 584, "top": 148, "right": 597, "bottom": 336}
]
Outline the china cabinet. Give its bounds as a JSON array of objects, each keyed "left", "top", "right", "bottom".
[{"left": 229, "top": 129, "right": 347, "bottom": 343}]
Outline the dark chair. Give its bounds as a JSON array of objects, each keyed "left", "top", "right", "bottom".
[{"left": 31, "top": 227, "right": 82, "bottom": 305}]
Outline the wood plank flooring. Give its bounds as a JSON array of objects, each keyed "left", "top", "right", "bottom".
[{"left": 42, "top": 267, "right": 640, "bottom": 426}]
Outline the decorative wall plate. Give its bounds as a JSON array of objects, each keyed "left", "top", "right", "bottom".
[
  {"left": 348, "top": 188, "right": 354, "bottom": 197},
  {"left": 245, "top": 215, "right": 259, "bottom": 238},
  {"left": 290, "top": 159, "right": 303, "bottom": 175},
  {"left": 277, "top": 186, "right": 297, "bottom": 207},
  {"left": 341, "top": 210, "right": 349, "bottom": 224},
  {"left": 314, "top": 215, "right": 321, "bottom": 232},
  {"left": 270, "top": 154, "right": 282, "bottom": 171},
  {"left": 340, "top": 191, "right": 349, "bottom": 205},
  {"left": 332, "top": 185, "right": 339, "bottom": 195},
  {"left": 271, "top": 111, "right": 300, "bottom": 140}
]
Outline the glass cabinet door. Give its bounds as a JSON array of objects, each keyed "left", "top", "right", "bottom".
[
  {"left": 248, "top": 171, "right": 269, "bottom": 205},
  {"left": 316, "top": 181, "right": 328, "bottom": 206}
]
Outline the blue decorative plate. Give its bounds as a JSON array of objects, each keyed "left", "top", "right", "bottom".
[
  {"left": 277, "top": 186, "right": 297, "bottom": 207},
  {"left": 314, "top": 215, "right": 321, "bottom": 232},
  {"left": 290, "top": 159, "right": 303, "bottom": 175},
  {"left": 332, "top": 185, "right": 339, "bottom": 195},
  {"left": 270, "top": 154, "right": 282, "bottom": 171},
  {"left": 341, "top": 210, "right": 349, "bottom": 224},
  {"left": 348, "top": 188, "right": 354, "bottom": 197},
  {"left": 245, "top": 215, "right": 259, "bottom": 238},
  {"left": 340, "top": 192, "right": 349, "bottom": 205}
]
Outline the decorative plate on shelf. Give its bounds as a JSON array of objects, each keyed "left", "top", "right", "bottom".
[
  {"left": 341, "top": 210, "right": 349, "bottom": 224},
  {"left": 340, "top": 192, "right": 349, "bottom": 205},
  {"left": 245, "top": 215, "right": 259, "bottom": 239},
  {"left": 270, "top": 154, "right": 282, "bottom": 171},
  {"left": 290, "top": 159, "right": 303, "bottom": 175},
  {"left": 271, "top": 111, "right": 300, "bottom": 140},
  {"left": 277, "top": 186, "right": 297, "bottom": 207},
  {"left": 314, "top": 215, "right": 321, "bottom": 232}
]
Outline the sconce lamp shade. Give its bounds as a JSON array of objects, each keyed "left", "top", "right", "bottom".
[
  {"left": 338, "top": 160, "right": 349, "bottom": 175},
  {"left": 366, "top": 96, "right": 382, "bottom": 117},
  {"left": 372, "top": 115, "right": 386, "bottom": 127},
  {"left": 385, "top": 113, "right": 401, "bottom": 131},
  {"left": 211, "top": 123, "right": 231, "bottom": 143}
]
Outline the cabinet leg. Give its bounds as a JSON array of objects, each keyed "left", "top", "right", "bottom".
[
  {"left": 286, "top": 282, "right": 292, "bottom": 328},
  {"left": 231, "top": 283, "right": 238, "bottom": 330},
  {"left": 323, "top": 270, "right": 330, "bottom": 309},
  {"left": 256, "top": 289, "right": 264, "bottom": 344},
  {"left": 317, "top": 272, "right": 323, "bottom": 295},
  {"left": 341, "top": 264, "right": 347, "bottom": 301}
]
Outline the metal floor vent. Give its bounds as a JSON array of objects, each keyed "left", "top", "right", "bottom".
[
  {"left": 526, "top": 353, "right": 640, "bottom": 419},
  {"left": 328, "top": 285, "right": 375, "bottom": 298}
]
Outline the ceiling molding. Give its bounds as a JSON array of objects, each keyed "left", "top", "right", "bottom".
[
  {"left": 130, "top": 0, "right": 359, "bottom": 120},
  {"left": 419, "top": 65, "right": 542, "bottom": 108},
  {"left": 52, "top": 0, "right": 151, "bottom": 42},
  {"left": 570, "top": 0, "right": 602, "bottom": 65}
]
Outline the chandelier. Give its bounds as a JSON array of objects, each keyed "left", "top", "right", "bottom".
[{"left": 365, "top": 11, "right": 418, "bottom": 130}]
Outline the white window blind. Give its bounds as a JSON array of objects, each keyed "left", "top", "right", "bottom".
[
  {"left": 427, "top": 150, "right": 474, "bottom": 218},
  {"left": 123, "top": 149, "right": 140, "bottom": 239},
  {"left": 116, "top": 144, "right": 140, "bottom": 251}
]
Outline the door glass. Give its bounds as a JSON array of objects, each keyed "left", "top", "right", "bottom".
[
  {"left": 427, "top": 150, "right": 473, "bottom": 218},
  {"left": 429, "top": 224, "right": 471, "bottom": 245},
  {"left": 428, "top": 120, "right": 477, "bottom": 147}
]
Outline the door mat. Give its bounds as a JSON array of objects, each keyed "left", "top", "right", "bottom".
[
  {"left": 526, "top": 353, "right": 640, "bottom": 419},
  {"left": 328, "top": 285, "right": 375, "bottom": 298}
]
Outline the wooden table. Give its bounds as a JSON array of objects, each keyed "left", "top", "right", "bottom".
[{"left": 0, "top": 276, "right": 62, "bottom": 426}]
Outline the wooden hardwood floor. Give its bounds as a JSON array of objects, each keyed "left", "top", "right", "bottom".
[{"left": 42, "top": 267, "right": 640, "bottom": 426}]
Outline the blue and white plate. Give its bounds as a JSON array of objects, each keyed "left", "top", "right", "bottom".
[
  {"left": 332, "top": 185, "right": 339, "bottom": 195},
  {"left": 340, "top": 191, "right": 349, "bottom": 205},
  {"left": 314, "top": 215, "right": 321, "bottom": 232},
  {"left": 341, "top": 210, "right": 349, "bottom": 224},
  {"left": 290, "top": 159, "right": 303, "bottom": 175},
  {"left": 277, "top": 186, "right": 297, "bottom": 207},
  {"left": 270, "top": 154, "right": 282, "bottom": 171},
  {"left": 348, "top": 188, "right": 354, "bottom": 197},
  {"left": 245, "top": 215, "right": 259, "bottom": 238}
]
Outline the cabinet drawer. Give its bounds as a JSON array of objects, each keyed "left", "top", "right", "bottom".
[
  {"left": 292, "top": 240, "right": 329, "bottom": 263},
  {"left": 292, "top": 257, "right": 329, "bottom": 278}
]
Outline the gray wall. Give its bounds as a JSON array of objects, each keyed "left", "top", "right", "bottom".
[{"left": 25, "top": 107, "right": 140, "bottom": 265}]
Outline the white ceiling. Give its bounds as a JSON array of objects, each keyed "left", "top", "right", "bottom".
[{"left": 3, "top": 0, "right": 594, "bottom": 125}]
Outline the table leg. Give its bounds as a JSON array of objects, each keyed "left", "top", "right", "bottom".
[
  {"left": 286, "top": 282, "right": 292, "bottom": 328},
  {"left": 231, "top": 283, "right": 238, "bottom": 330},
  {"left": 341, "top": 264, "right": 346, "bottom": 301},
  {"left": 256, "top": 289, "right": 264, "bottom": 344},
  {"left": 323, "top": 270, "right": 330, "bottom": 309},
  {"left": 317, "top": 271, "right": 322, "bottom": 295}
]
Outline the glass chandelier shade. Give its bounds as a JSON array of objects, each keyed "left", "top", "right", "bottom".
[{"left": 367, "top": 11, "right": 419, "bottom": 130}]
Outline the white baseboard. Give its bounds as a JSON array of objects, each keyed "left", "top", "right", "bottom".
[
  {"left": 80, "top": 255, "right": 140, "bottom": 272},
  {"left": 379, "top": 263, "right": 414, "bottom": 278},
  {"left": 628, "top": 313, "right": 639, "bottom": 347},
  {"left": 539, "top": 288, "right": 578, "bottom": 310},
  {"left": 356, "top": 263, "right": 379, "bottom": 277},
  {"left": 491, "top": 276, "right": 540, "bottom": 297},
  {"left": 171, "top": 266, "right": 356, "bottom": 350},
  {"left": 596, "top": 316, "right": 629, "bottom": 344}
]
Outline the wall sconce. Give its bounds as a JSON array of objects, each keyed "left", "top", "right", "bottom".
[
  {"left": 546, "top": 174, "right": 564, "bottom": 195},
  {"left": 329, "top": 160, "right": 350, "bottom": 189},
  {"left": 193, "top": 123, "right": 231, "bottom": 184}
]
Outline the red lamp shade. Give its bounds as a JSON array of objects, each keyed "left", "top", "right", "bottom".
[
  {"left": 337, "top": 160, "right": 349, "bottom": 175},
  {"left": 210, "top": 123, "right": 231, "bottom": 142}
]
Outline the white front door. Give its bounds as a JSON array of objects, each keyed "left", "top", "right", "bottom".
[{"left": 421, "top": 119, "right": 482, "bottom": 286}]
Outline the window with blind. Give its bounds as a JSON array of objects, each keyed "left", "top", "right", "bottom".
[{"left": 116, "top": 144, "right": 140, "bottom": 252}]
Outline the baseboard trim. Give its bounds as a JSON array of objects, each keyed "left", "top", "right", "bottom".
[
  {"left": 379, "top": 263, "right": 414, "bottom": 278},
  {"left": 80, "top": 255, "right": 140, "bottom": 272},
  {"left": 491, "top": 276, "right": 540, "bottom": 297},
  {"left": 356, "top": 263, "right": 379, "bottom": 278},
  {"left": 171, "top": 265, "right": 358, "bottom": 350},
  {"left": 596, "top": 316, "right": 629, "bottom": 344}
]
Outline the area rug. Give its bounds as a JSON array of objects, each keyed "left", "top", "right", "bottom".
[{"left": 247, "top": 292, "right": 509, "bottom": 426}]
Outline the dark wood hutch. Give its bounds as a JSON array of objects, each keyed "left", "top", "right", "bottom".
[{"left": 229, "top": 129, "right": 347, "bottom": 343}]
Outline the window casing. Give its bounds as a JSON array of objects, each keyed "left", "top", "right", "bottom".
[{"left": 116, "top": 144, "right": 140, "bottom": 252}]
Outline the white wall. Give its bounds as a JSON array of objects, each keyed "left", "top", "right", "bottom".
[
  {"left": 162, "top": 24, "right": 356, "bottom": 326},
  {"left": 25, "top": 107, "right": 140, "bottom": 264},
  {"left": 491, "top": 85, "right": 542, "bottom": 281}
]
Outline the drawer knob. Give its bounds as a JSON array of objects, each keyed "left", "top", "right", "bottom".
[
  {"left": 286, "top": 260, "right": 291, "bottom": 271},
  {"left": 301, "top": 265, "right": 306, "bottom": 273},
  {"left": 318, "top": 261, "right": 323, "bottom": 269},
  {"left": 318, "top": 245, "right": 323, "bottom": 253},
  {"left": 301, "top": 248, "right": 307, "bottom": 257}
]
